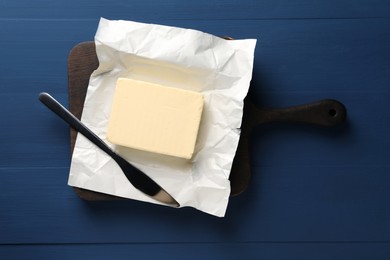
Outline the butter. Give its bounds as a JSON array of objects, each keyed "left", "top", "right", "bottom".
[{"left": 107, "top": 78, "right": 204, "bottom": 159}]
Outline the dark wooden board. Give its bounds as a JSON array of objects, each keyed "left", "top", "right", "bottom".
[{"left": 68, "top": 41, "right": 346, "bottom": 199}]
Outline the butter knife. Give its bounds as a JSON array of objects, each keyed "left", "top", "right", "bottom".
[{"left": 39, "top": 92, "right": 179, "bottom": 207}]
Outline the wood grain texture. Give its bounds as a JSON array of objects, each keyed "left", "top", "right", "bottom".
[{"left": 1, "top": 0, "right": 390, "bottom": 258}]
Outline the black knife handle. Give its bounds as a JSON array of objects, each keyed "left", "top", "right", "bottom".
[{"left": 39, "top": 92, "right": 116, "bottom": 158}]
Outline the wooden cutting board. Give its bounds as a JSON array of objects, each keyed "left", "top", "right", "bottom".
[{"left": 68, "top": 42, "right": 346, "bottom": 200}]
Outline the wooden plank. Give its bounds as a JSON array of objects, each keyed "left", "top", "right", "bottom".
[
  {"left": 1, "top": 242, "right": 390, "bottom": 260},
  {"left": 0, "top": 18, "right": 388, "bottom": 93},
  {"left": 1, "top": 164, "right": 389, "bottom": 243},
  {"left": 1, "top": 243, "right": 390, "bottom": 259},
  {"left": 0, "top": 0, "right": 389, "bottom": 19}
]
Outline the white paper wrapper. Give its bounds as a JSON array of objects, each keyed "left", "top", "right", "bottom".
[{"left": 68, "top": 18, "right": 256, "bottom": 217}]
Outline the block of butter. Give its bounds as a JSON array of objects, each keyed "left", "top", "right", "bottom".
[{"left": 107, "top": 78, "right": 204, "bottom": 159}]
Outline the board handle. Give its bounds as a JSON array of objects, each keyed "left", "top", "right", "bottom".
[{"left": 255, "top": 99, "right": 347, "bottom": 127}]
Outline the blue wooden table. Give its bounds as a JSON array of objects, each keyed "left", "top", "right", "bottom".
[{"left": 1, "top": 1, "right": 389, "bottom": 259}]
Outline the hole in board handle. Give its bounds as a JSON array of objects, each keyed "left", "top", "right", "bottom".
[{"left": 329, "top": 108, "right": 337, "bottom": 117}]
